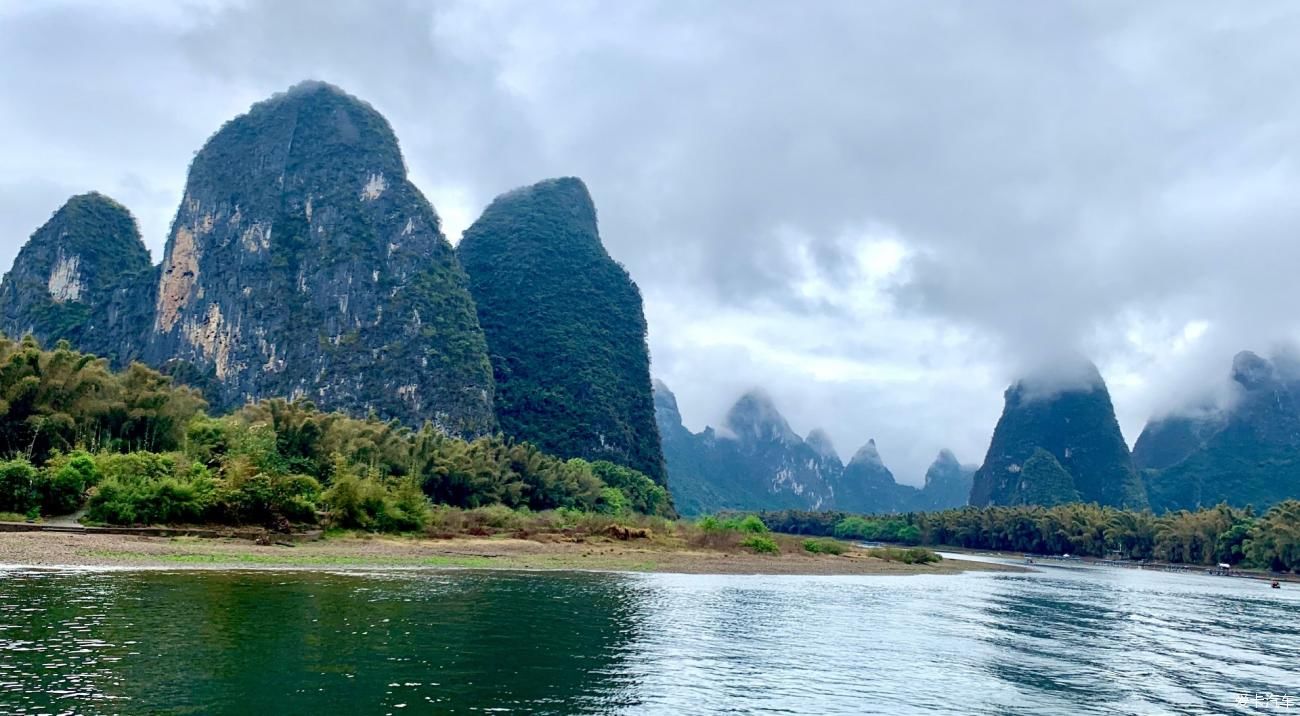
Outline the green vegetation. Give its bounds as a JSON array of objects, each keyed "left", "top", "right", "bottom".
[
  {"left": 458, "top": 177, "right": 667, "bottom": 484},
  {"left": 698, "top": 514, "right": 769, "bottom": 534},
  {"left": 970, "top": 365, "right": 1148, "bottom": 509},
  {"left": 866, "top": 547, "right": 941, "bottom": 564},
  {"left": 86, "top": 550, "right": 499, "bottom": 569},
  {"left": 803, "top": 538, "right": 848, "bottom": 555},
  {"left": 760, "top": 501, "right": 1300, "bottom": 572},
  {"left": 832, "top": 516, "right": 921, "bottom": 544},
  {"left": 1016, "top": 449, "right": 1081, "bottom": 506},
  {"left": 0, "top": 192, "right": 154, "bottom": 364},
  {"left": 741, "top": 534, "right": 780, "bottom": 554},
  {"left": 0, "top": 339, "right": 667, "bottom": 531}
]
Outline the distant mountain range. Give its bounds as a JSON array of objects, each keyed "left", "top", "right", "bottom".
[
  {"left": 654, "top": 381, "right": 973, "bottom": 516},
  {"left": 659, "top": 348, "right": 1300, "bottom": 517}
]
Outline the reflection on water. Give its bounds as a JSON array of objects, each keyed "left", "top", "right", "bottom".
[{"left": 1, "top": 563, "right": 1297, "bottom": 714}]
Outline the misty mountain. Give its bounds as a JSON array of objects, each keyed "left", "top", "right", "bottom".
[
  {"left": 1141, "top": 350, "right": 1300, "bottom": 511},
  {"left": 655, "top": 382, "right": 970, "bottom": 515},
  {"left": 655, "top": 383, "right": 837, "bottom": 515},
  {"left": 458, "top": 177, "right": 665, "bottom": 483},
  {"left": 911, "top": 450, "right": 977, "bottom": 512},
  {"left": 835, "top": 439, "right": 916, "bottom": 514},
  {"left": 969, "top": 361, "right": 1148, "bottom": 509}
]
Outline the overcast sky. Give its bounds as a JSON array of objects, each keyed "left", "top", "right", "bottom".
[{"left": 3, "top": 0, "right": 1300, "bottom": 483}]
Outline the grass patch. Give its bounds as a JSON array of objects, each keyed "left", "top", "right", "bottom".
[
  {"left": 0, "top": 511, "right": 35, "bottom": 522},
  {"left": 866, "top": 547, "right": 941, "bottom": 564},
  {"left": 741, "top": 534, "right": 780, "bottom": 554},
  {"left": 803, "top": 538, "right": 848, "bottom": 555}
]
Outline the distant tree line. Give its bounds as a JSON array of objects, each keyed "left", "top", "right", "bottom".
[
  {"left": 758, "top": 502, "right": 1300, "bottom": 573},
  {"left": 0, "top": 336, "right": 672, "bottom": 530}
]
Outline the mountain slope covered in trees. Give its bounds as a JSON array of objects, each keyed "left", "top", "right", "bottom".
[
  {"left": 969, "top": 362, "right": 1147, "bottom": 509},
  {"left": 144, "top": 81, "right": 495, "bottom": 435},
  {"left": 0, "top": 83, "right": 498, "bottom": 437},
  {"left": 0, "top": 192, "right": 154, "bottom": 364},
  {"left": 1140, "top": 351, "right": 1300, "bottom": 511},
  {"left": 457, "top": 178, "right": 665, "bottom": 484}
]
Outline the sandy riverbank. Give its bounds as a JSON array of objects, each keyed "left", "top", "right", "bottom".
[{"left": 0, "top": 530, "right": 1024, "bottom": 576}]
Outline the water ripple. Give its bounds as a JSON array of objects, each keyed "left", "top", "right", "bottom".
[{"left": 0, "top": 564, "right": 1296, "bottom": 714}]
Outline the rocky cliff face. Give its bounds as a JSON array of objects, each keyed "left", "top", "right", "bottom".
[
  {"left": 457, "top": 177, "right": 665, "bottom": 482},
  {"left": 1142, "top": 350, "right": 1300, "bottom": 511},
  {"left": 0, "top": 192, "right": 154, "bottom": 363},
  {"left": 144, "top": 82, "right": 495, "bottom": 434},
  {"left": 970, "top": 362, "right": 1147, "bottom": 508},
  {"left": 0, "top": 83, "right": 497, "bottom": 436}
]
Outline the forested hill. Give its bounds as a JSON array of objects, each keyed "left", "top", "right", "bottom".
[
  {"left": 1139, "top": 350, "right": 1300, "bottom": 512},
  {"left": 969, "top": 362, "right": 1148, "bottom": 510},
  {"left": 0, "top": 82, "right": 666, "bottom": 489},
  {"left": 143, "top": 81, "right": 496, "bottom": 436},
  {"left": 457, "top": 178, "right": 665, "bottom": 484},
  {"left": 0, "top": 192, "right": 154, "bottom": 363}
]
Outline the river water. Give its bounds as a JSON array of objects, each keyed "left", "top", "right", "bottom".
[{"left": 0, "top": 557, "right": 1296, "bottom": 715}]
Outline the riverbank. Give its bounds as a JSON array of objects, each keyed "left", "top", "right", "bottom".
[
  {"left": 0, "top": 530, "right": 1023, "bottom": 575},
  {"left": 938, "top": 545, "right": 1300, "bottom": 584}
]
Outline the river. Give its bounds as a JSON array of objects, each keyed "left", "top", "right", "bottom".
[{"left": 1, "top": 557, "right": 1296, "bottom": 714}]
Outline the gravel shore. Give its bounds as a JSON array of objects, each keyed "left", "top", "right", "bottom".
[{"left": 0, "top": 530, "right": 1023, "bottom": 576}]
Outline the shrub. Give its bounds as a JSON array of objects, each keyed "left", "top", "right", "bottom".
[
  {"left": 466, "top": 503, "right": 528, "bottom": 531},
  {"left": 95, "top": 452, "right": 175, "bottom": 484},
  {"left": 741, "top": 534, "right": 780, "bottom": 554},
  {"left": 725, "top": 515, "right": 770, "bottom": 534},
  {"left": 803, "top": 538, "right": 848, "bottom": 555},
  {"left": 596, "top": 485, "right": 630, "bottom": 515},
  {"left": 38, "top": 451, "right": 99, "bottom": 515},
  {"left": 697, "top": 515, "right": 724, "bottom": 532},
  {"left": 322, "top": 472, "right": 430, "bottom": 533},
  {"left": 586, "top": 460, "right": 674, "bottom": 517},
  {"left": 216, "top": 472, "right": 321, "bottom": 525},
  {"left": 0, "top": 458, "right": 38, "bottom": 513},
  {"left": 867, "top": 547, "right": 941, "bottom": 564},
  {"left": 86, "top": 455, "right": 216, "bottom": 525},
  {"left": 383, "top": 477, "right": 433, "bottom": 532}
]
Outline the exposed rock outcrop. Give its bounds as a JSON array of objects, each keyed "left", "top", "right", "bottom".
[{"left": 139, "top": 82, "right": 496, "bottom": 434}]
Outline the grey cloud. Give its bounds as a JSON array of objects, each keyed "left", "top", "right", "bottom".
[{"left": 2, "top": 1, "right": 1300, "bottom": 480}]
